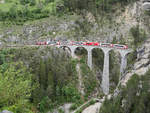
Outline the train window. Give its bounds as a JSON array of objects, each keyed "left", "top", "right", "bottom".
[
  {"left": 114, "top": 44, "right": 124, "bottom": 48},
  {"left": 101, "top": 43, "right": 110, "bottom": 45},
  {"left": 116, "top": 45, "right": 123, "bottom": 47}
]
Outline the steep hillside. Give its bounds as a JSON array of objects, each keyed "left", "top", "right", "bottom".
[
  {"left": 1, "top": 0, "right": 149, "bottom": 46},
  {"left": 0, "top": 0, "right": 150, "bottom": 113},
  {"left": 99, "top": 1, "right": 150, "bottom": 113}
]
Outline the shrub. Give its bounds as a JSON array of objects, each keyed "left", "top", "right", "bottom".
[
  {"left": 45, "top": 0, "right": 55, "bottom": 4},
  {"left": 9, "top": 5, "right": 17, "bottom": 19},
  {"left": 80, "top": 62, "right": 97, "bottom": 97},
  {"left": 19, "top": 0, "right": 36, "bottom": 6},
  {"left": 62, "top": 84, "right": 81, "bottom": 102},
  {"left": 38, "top": 97, "right": 53, "bottom": 112},
  {"left": 130, "top": 25, "right": 147, "bottom": 48}
]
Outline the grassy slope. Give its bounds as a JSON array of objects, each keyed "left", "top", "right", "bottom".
[{"left": 0, "top": 0, "right": 54, "bottom": 11}]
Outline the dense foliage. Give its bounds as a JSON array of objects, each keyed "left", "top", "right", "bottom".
[
  {"left": 80, "top": 58, "right": 97, "bottom": 98},
  {"left": 0, "top": 48, "right": 78, "bottom": 112},
  {"left": 0, "top": 62, "right": 36, "bottom": 113},
  {"left": 0, "top": 47, "right": 98, "bottom": 112},
  {"left": 0, "top": 0, "right": 138, "bottom": 24},
  {"left": 109, "top": 50, "right": 120, "bottom": 91},
  {"left": 0, "top": 0, "right": 56, "bottom": 24},
  {"left": 99, "top": 70, "right": 150, "bottom": 113}
]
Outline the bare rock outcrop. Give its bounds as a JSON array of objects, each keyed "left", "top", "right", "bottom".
[
  {"left": 82, "top": 102, "right": 102, "bottom": 113},
  {"left": 121, "top": 38, "right": 150, "bottom": 86}
]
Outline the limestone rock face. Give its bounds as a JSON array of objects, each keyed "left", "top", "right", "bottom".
[
  {"left": 121, "top": 38, "right": 150, "bottom": 86},
  {"left": 47, "top": 103, "right": 72, "bottom": 113}
]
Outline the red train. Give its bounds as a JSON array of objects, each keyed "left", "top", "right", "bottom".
[{"left": 36, "top": 41, "right": 128, "bottom": 49}]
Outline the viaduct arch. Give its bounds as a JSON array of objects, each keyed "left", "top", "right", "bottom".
[{"left": 60, "top": 45, "right": 132, "bottom": 95}]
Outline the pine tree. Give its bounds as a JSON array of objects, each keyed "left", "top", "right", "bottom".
[{"left": 39, "top": 59, "right": 47, "bottom": 90}]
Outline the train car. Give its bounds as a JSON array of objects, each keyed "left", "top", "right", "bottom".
[
  {"left": 57, "top": 41, "right": 60, "bottom": 45},
  {"left": 113, "top": 44, "right": 128, "bottom": 49},
  {"left": 100, "top": 43, "right": 113, "bottom": 48},
  {"left": 83, "top": 42, "right": 100, "bottom": 46},
  {"left": 71, "top": 41, "right": 84, "bottom": 45},
  {"left": 36, "top": 41, "right": 47, "bottom": 45},
  {"left": 83, "top": 42, "right": 93, "bottom": 46},
  {"left": 59, "top": 41, "right": 70, "bottom": 45},
  {"left": 93, "top": 42, "right": 100, "bottom": 46},
  {"left": 47, "top": 40, "right": 60, "bottom": 45}
]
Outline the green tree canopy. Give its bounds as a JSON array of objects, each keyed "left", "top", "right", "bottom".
[{"left": 0, "top": 62, "right": 37, "bottom": 112}]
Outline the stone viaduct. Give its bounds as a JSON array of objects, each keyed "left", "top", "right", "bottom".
[
  {"left": 60, "top": 45, "right": 132, "bottom": 95},
  {"left": 1, "top": 44, "right": 132, "bottom": 95}
]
